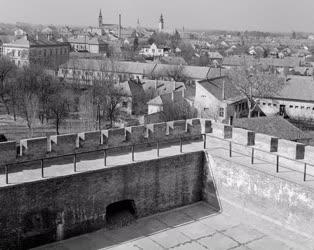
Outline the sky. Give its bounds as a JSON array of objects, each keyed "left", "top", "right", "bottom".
[{"left": 1, "top": 0, "right": 314, "bottom": 32}]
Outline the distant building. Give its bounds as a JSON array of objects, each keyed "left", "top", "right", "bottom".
[
  {"left": 1, "top": 35, "right": 70, "bottom": 68},
  {"left": 14, "top": 28, "right": 26, "bottom": 37},
  {"left": 68, "top": 36, "right": 108, "bottom": 54},
  {"left": 139, "top": 43, "right": 170, "bottom": 58}
]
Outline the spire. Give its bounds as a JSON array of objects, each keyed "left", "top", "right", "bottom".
[
  {"left": 160, "top": 14, "right": 164, "bottom": 23},
  {"left": 98, "top": 9, "right": 103, "bottom": 28}
]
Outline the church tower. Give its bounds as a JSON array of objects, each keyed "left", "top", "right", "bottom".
[
  {"left": 159, "top": 14, "right": 164, "bottom": 32},
  {"left": 99, "top": 9, "right": 103, "bottom": 28}
]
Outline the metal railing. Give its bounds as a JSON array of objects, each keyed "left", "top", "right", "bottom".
[
  {"left": 2, "top": 134, "right": 206, "bottom": 185},
  {"left": 206, "top": 134, "right": 313, "bottom": 182},
  {"left": 2, "top": 132, "right": 313, "bottom": 185}
]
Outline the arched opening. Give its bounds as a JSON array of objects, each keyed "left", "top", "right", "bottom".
[{"left": 106, "top": 200, "right": 137, "bottom": 229}]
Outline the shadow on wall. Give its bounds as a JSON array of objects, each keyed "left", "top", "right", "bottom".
[{"left": 202, "top": 151, "right": 222, "bottom": 212}]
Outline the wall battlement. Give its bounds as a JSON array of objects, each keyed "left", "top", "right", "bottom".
[
  {"left": 1, "top": 118, "right": 314, "bottom": 165},
  {"left": 0, "top": 118, "right": 208, "bottom": 165}
]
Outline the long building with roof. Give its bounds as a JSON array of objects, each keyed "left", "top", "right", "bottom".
[
  {"left": 58, "top": 58, "right": 228, "bottom": 85},
  {"left": 1, "top": 35, "right": 70, "bottom": 68}
]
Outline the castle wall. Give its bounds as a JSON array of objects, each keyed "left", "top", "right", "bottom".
[{"left": 0, "top": 151, "right": 204, "bottom": 249}]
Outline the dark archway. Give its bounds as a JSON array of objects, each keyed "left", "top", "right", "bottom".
[{"left": 106, "top": 200, "right": 137, "bottom": 229}]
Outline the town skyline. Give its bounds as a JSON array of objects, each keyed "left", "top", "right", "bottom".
[{"left": 2, "top": 0, "right": 314, "bottom": 33}]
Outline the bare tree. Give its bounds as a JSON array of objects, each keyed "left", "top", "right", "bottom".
[
  {"left": 163, "top": 98, "right": 197, "bottom": 121},
  {"left": 48, "top": 82, "right": 72, "bottom": 135},
  {"left": 0, "top": 56, "right": 16, "bottom": 115},
  {"left": 228, "top": 62, "right": 285, "bottom": 117}
]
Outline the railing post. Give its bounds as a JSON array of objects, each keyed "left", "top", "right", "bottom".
[
  {"left": 73, "top": 154, "right": 77, "bottom": 172},
  {"left": 251, "top": 148, "right": 254, "bottom": 165},
  {"left": 132, "top": 145, "right": 135, "bottom": 162},
  {"left": 104, "top": 149, "right": 107, "bottom": 166},
  {"left": 304, "top": 163, "right": 307, "bottom": 182},
  {"left": 157, "top": 141, "right": 160, "bottom": 158},
  {"left": 203, "top": 134, "right": 206, "bottom": 149},
  {"left": 180, "top": 137, "right": 183, "bottom": 153},
  {"left": 5, "top": 165, "right": 8, "bottom": 184},
  {"left": 229, "top": 141, "right": 232, "bottom": 157},
  {"left": 276, "top": 155, "right": 279, "bottom": 173},
  {"left": 41, "top": 159, "right": 44, "bottom": 178}
]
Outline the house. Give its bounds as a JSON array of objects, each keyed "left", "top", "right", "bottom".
[
  {"left": 147, "top": 90, "right": 191, "bottom": 116},
  {"left": 207, "top": 51, "right": 223, "bottom": 66},
  {"left": 115, "top": 79, "right": 146, "bottom": 115},
  {"left": 68, "top": 36, "right": 108, "bottom": 54},
  {"left": 256, "top": 76, "right": 314, "bottom": 120},
  {"left": 142, "top": 79, "right": 185, "bottom": 97},
  {"left": 139, "top": 43, "right": 170, "bottom": 58},
  {"left": 194, "top": 76, "right": 248, "bottom": 123},
  {"left": 14, "top": 28, "right": 26, "bottom": 37},
  {"left": 1, "top": 35, "right": 70, "bottom": 68},
  {"left": 233, "top": 116, "right": 311, "bottom": 144}
]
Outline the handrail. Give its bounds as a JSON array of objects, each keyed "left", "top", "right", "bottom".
[
  {"left": 2, "top": 132, "right": 313, "bottom": 185},
  {"left": 206, "top": 133, "right": 313, "bottom": 182}
]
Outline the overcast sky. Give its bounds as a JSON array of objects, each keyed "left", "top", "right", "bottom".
[{"left": 1, "top": 0, "right": 314, "bottom": 32}]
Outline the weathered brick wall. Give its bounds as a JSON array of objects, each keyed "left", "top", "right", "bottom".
[{"left": 0, "top": 151, "right": 204, "bottom": 249}]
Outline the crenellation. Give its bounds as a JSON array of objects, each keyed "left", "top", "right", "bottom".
[
  {"left": 20, "top": 137, "right": 48, "bottom": 158},
  {"left": 78, "top": 131, "right": 101, "bottom": 150},
  {"left": 49, "top": 133, "right": 78, "bottom": 155},
  {"left": 0, "top": 141, "right": 17, "bottom": 165},
  {"left": 167, "top": 120, "right": 187, "bottom": 137},
  {"left": 102, "top": 128, "right": 126, "bottom": 147},
  {"left": 277, "top": 139, "right": 305, "bottom": 160},
  {"left": 232, "top": 127, "right": 255, "bottom": 146},
  {"left": 187, "top": 118, "right": 202, "bottom": 136},
  {"left": 255, "top": 133, "right": 278, "bottom": 152},
  {"left": 212, "top": 122, "right": 232, "bottom": 139},
  {"left": 126, "top": 125, "right": 147, "bottom": 144},
  {"left": 147, "top": 122, "right": 167, "bottom": 141}
]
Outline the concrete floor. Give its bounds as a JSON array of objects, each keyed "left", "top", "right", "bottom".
[{"left": 33, "top": 201, "right": 311, "bottom": 250}]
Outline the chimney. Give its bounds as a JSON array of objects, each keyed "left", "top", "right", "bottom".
[
  {"left": 173, "top": 81, "right": 176, "bottom": 91},
  {"left": 155, "top": 80, "right": 158, "bottom": 90},
  {"left": 171, "top": 91, "right": 175, "bottom": 102},
  {"left": 35, "top": 34, "right": 39, "bottom": 41},
  {"left": 119, "top": 14, "right": 122, "bottom": 39},
  {"left": 182, "top": 89, "right": 185, "bottom": 98}
]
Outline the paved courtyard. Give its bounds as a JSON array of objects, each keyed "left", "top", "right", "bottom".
[{"left": 33, "top": 201, "right": 312, "bottom": 250}]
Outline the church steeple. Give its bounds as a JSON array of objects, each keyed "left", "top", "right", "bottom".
[
  {"left": 98, "top": 9, "right": 103, "bottom": 28},
  {"left": 159, "top": 14, "right": 164, "bottom": 32}
]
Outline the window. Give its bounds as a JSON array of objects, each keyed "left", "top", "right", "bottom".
[
  {"left": 295, "top": 106, "right": 299, "bottom": 109},
  {"left": 18, "top": 50, "right": 21, "bottom": 57},
  {"left": 289, "top": 105, "right": 293, "bottom": 108},
  {"left": 307, "top": 107, "right": 311, "bottom": 110},
  {"left": 219, "top": 107, "right": 224, "bottom": 117},
  {"left": 301, "top": 106, "right": 305, "bottom": 109},
  {"left": 273, "top": 104, "right": 277, "bottom": 107},
  {"left": 268, "top": 103, "right": 272, "bottom": 106},
  {"left": 122, "top": 101, "right": 128, "bottom": 108},
  {"left": 263, "top": 102, "right": 266, "bottom": 105}
]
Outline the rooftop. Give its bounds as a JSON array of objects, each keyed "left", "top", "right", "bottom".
[{"left": 234, "top": 116, "right": 311, "bottom": 141}]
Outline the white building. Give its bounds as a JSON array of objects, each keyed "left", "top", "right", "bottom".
[
  {"left": 256, "top": 76, "right": 314, "bottom": 120},
  {"left": 194, "top": 77, "right": 248, "bottom": 123},
  {"left": 68, "top": 36, "right": 108, "bottom": 54},
  {"left": 139, "top": 43, "right": 170, "bottom": 58}
]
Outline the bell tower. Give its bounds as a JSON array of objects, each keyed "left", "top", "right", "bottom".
[
  {"left": 99, "top": 9, "right": 103, "bottom": 28},
  {"left": 159, "top": 14, "right": 164, "bottom": 32}
]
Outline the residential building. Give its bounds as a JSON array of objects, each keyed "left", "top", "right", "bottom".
[
  {"left": 194, "top": 76, "right": 248, "bottom": 123},
  {"left": 1, "top": 35, "right": 70, "bottom": 68},
  {"left": 139, "top": 43, "right": 170, "bottom": 58},
  {"left": 115, "top": 79, "right": 146, "bottom": 115},
  {"left": 68, "top": 36, "right": 108, "bottom": 54},
  {"left": 256, "top": 76, "right": 314, "bottom": 120}
]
